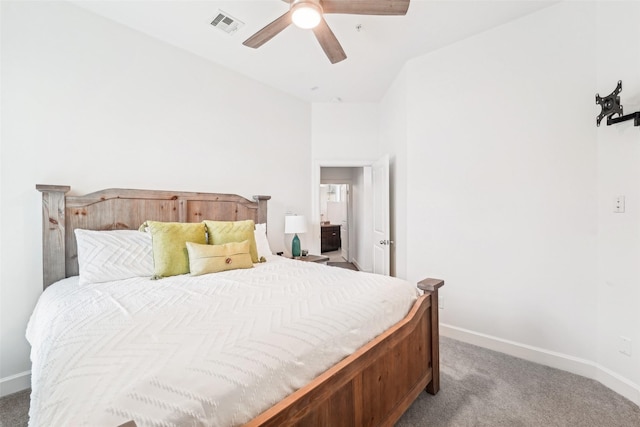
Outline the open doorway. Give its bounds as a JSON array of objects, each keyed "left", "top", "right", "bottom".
[
  {"left": 320, "top": 166, "right": 365, "bottom": 271},
  {"left": 313, "top": 158, "right": 389, "bottom": 275},
  {"left": 320, "top": 183, "right": 349, "bottom": 262}
]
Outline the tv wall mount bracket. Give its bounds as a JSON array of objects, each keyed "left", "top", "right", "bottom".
[{"left": 595, "top": 80, "right": 640, "bottom": 127}]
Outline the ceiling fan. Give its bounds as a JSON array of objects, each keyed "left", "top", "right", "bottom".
[{"left": 243, "top": 0, "right": 410, "bottom": 64}]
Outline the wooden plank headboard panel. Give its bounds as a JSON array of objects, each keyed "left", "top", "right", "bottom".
[{"left": 36, "top": 185, "right": 270, "bottom": 289}]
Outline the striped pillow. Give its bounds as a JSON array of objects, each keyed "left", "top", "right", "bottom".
[{"left": 75, "top": 229, "right": 153, "bottom": 285}]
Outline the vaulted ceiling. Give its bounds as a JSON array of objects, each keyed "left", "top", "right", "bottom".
[{"left": 72, "top": 0, "right": 558, "bottom": 102}]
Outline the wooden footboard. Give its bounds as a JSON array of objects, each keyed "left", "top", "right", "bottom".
[{"left": 245, "top": 278, "right": 444, "bottom": 427}]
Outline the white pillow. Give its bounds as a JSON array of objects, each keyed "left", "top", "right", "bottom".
[
  {"left": 254, "top": 223, "right": 273, "bottom": 260},
  {"left": 75, "top": 229, "right": 154, "bottom": 285}
]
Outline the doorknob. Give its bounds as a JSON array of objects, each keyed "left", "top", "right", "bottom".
[{"left": 379, "top": 240, "right": 393, "bottom": 245}]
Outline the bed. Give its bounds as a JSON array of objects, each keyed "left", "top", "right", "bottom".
[{"left": 31, "top": 185, "right": 444, "bottom": 427}]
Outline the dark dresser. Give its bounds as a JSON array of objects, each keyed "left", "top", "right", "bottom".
[{"left": 321, "top": 224, "right": 341, "bottom": 253}]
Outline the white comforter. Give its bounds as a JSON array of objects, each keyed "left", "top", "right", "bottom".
[{"left": 27, "top": 256, "right": 417, "bottom": 427}]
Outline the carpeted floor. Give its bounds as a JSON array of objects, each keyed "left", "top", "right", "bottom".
[
  {"left": 0, "top": 388, "right": 29, "bottom": 427},
  {"left": 397, "top": 337, "right": 640, "bottom": 426},
  {"left": 327, "top": 261, "right": 359, "bottom": 271},
  {"left": 2, "top": 337, "right": 639, "bottom": 426}
]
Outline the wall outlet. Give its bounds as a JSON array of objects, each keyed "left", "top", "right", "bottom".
[
  {"left": 439, "top": 295, "right": 444, "bottom": 310},
  {"left": 619, "top": 336, "right": 632, "bottom": 356},
  {"left": 613, "top": 196, "right": 625, "bottom": 213}
]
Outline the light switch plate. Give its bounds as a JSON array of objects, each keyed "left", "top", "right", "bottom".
[{"left": 614, "top": 196, "right": 625, "bottom": 213}]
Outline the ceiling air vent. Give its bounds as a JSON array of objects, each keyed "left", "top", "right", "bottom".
[{"left": 210, "top": 11, "right": 244, "bottom": 36}]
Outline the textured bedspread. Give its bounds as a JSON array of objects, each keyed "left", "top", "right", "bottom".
[{"left": 26, "top": 256, "right": 417, "bottom": 427}]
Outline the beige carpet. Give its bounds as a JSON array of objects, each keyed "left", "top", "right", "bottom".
[
  {"left": 0, "top": 388, "right": 29, "bottom": 427},
  {"left": 327, "top": 261, "right": 358, "bottom": 271},
  {"left": 397, "top": 337, "right": 640, "bottom": 426}
]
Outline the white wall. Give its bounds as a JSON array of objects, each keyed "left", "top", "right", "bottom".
[
  {"left": 406, "top": 0, "right": 598, "bottom": 358},
  {"left": 386, "top": 0, "right": 639, "bottom": 404},
  {"left": 311, "top": 103, "right": 379, "bottom": 161},
  {"left": 594, "top": 1, "right": 640, "bottom": 398},
  {"left": 316, "top": 0, "right": 640, "bottom": 404},
  {"left": 0, "top": 1, "right": 311, "bottom": 395},
  {"left": 312, "top": 91, "right": 409, "bottom": 278},
  {"left": 310, "top": 104, "right": 379, "bottom": 257},
  {"left": 379, "top": 68, "right": 409, "bottom": 278}
]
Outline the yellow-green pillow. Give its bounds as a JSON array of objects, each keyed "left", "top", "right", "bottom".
[
  {"left": 144, "top": 221, "right": 207, "bottom": 278},
  {"left": 203, "top": 220, "right": 258, "bottom": 263},
  {"left": 186, "top": 241, "right": 253, "bottom": 276}
]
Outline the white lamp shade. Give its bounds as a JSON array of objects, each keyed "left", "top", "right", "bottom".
[{"left": 285, "top": 215, "right": 307, "bottom": 234}]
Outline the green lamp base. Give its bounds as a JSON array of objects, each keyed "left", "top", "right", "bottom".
[{"left": 292, "top": 233, "right": 301, "bottom": 257}]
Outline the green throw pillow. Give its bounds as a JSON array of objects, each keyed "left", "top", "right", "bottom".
[
  {"left": 186, "top": 240, "right": 253, "bottom": 276},
  {"left": 144, "top": 221, "right": 207, "bottom": 278},
  {"left": 203, "top": 220, "right": 258, "bottom": 263}
]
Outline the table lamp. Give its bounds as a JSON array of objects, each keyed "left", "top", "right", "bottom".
[{"left": 285, "top": 215, "right": 307, "bottom": 257}]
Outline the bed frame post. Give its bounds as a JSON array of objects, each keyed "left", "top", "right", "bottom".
[
  {"left": 253, "top": 195, "right": 271, "bottom": 225},
  {"left": 418, "top": 277, "right": 445, "bottom": 395},
  {"left": 36, "top": 185, "right": 70, "bottom": 289}
]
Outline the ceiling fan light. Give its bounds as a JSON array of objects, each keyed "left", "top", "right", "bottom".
[{"left": 291, "top": 3, "right": 322, "bottom": 29}]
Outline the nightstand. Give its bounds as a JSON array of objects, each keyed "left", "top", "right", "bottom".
[{"left": 294, "top": 254, "right": 329, "bottom": 264}]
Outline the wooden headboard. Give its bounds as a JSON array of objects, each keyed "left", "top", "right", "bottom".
[{"left": 36, "top": 185, "right": 270, "bottom": 289}]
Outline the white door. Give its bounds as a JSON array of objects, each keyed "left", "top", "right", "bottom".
[
  {"left": 340, "top": 185, "right": 349, "bottom": 260},
  {"left": 372, "top": 155, "right": 390, "bottom": 275},
  {"left": 340, "top": 221, "right": 348, "bottom": 260}
]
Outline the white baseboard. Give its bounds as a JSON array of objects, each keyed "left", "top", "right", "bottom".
[
  {"left": 0, "top": 370, "right": 31, "bottom": 397},
  {"left": 441, "top": 323, "right": 640, "bottom": 407},
  {"left": 595, "top": 364, "right": 640, "bottom": 407}
]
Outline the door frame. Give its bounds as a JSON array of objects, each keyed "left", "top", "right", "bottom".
[{"left": 312, "top": 159, "right": 377, "bottom": 270}]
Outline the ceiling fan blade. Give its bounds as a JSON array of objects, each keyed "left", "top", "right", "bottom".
[
  {"left": 243, "top": 11, "right": 292, "bottom": 48},
  {"left": 312, "top": 18, "right": 347, "bottom": 64},
  {"left": 322, "top": 0, "right": 410, "bottom": 15}
]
